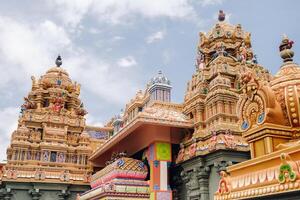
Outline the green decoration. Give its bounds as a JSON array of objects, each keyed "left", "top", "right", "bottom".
[{"left": 156, "top": 142, "right": 171, "bottom": 161}]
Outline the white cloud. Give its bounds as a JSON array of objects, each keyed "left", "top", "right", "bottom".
[
  {"left": 117, "top": 56, "right": 137, "bottom": 68},
  {"left": 146, "top": 31, "right": 166, "bottom": 44},
  {"left": 46, "top": 0, "right": 93, "bottom": 27},
  {"left": 46, "top": 0, "right": 197, "bottom": 26},
  {"left": 0, "top": 107, "right": 19, "bottom": 161},
  {"left": 86, "top": 113, "right": 104, "bottom": 127},
  {"left": 112, "top": 36, "right": 124, "bottom": 42},
  {"left": 0, "top": 16, "right": 71, "bottom": 89},
  {"left": 65, "top": 55, "right": 139, "bottom": 104},
  {"left": 200, "top": 0, "right": 224, "bottom": 6}
]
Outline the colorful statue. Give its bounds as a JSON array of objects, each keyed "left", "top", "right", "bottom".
[
  {"left": 208, "top": 131, "right": 218, "bottom": 151},
  {"left": 52, "top": 94, "right": 64, "bottom": 112},
  {"left": 238, "top": 42, "right": 248, "bottom": 62},
  {"left": 76, "top": 102, "right": 88, "bottom": 116},
  {"left": 217, "top": 171, "right": 231, "bottom": 194},
  {"left": 223, "top": 129, "right": 236, "bottom": 149},
  {"left": 21, "top": 97, "right": 37, "bottom": 111},
  {"left": 196, "top": 52, "right": 205, "bottom": 70}
]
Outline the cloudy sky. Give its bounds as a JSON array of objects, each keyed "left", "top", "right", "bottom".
[{"left": 0, "top": 0, "right": 299, "bottom": 161}]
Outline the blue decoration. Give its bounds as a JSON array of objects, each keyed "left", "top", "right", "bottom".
[
  {"left": 154, "top": 184, "right": 160, "bottom": 190},
  {"left": 138, "top": 161, "right": 145, "bottom": 169},
  {"left": 117, "top": 159, "right": 125, "bottom": 167},
  {"left": 241, "top": 121, "right": 249, "bottom": 130},
  {"left": 87, "top": 130, "right": 108, "bottom": 139},
  {"left": 57, "top": 79, "right": 62, "bottom": 85},
  {"left": 257, "top": 112, "right": 265, "bottom": 124},
  {"left": 154, "top": 160, "right": 159, "bottom": 167}
]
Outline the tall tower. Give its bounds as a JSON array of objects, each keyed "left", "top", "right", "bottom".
[
  {"left": 148, "top": 70, "right": 172, "bottom": 102},
  {"left": 176, "top": 11, "right": 271, "bottom": 200},
  {"left": 2, "top": 56, "right": 102, "bottom": 199}
]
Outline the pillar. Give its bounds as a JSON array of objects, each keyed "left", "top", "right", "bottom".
[
  {"left": 148, "top": 142, "right": 172, "bottom": 200},
  {"left": 197, "top": 166, "right": 210, "bottom": 200},
  {"left": 1, "top": 188, "right": 12, "bottom": 200}
]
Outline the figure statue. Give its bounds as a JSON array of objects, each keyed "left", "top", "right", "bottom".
[
  {"left": 238, "top": 42, "right": 248, "bottom": 62},
  {"left": 208, "top": 131, "right": 218, "bottom": 151},
  {"left": 213, "top": 42, "right": 227, "bottom": 59},
  {"left": 196, "top": 52, "right": 205, "bottom": 70},
  {"left": 252, "top": 54, "right": 258, "bottom": 64},
  {"left": 76, "top": 102, "right": 88, "bottom": 116},
  {"left": 217, "top": 171, "right": 231, "bottom": 194},
  {"left": 52, "top": 94, "right": 64, "bottom": 112},
  {"left": 223, "top": 129, "right": 236, "bottom": 149},
  {"left": 21, "top": 97, "right": 37, "bottom": 113}
]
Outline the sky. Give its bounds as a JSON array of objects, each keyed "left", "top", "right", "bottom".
[{"left": 0, "top": 0, "right": 299, "bottom": 161}]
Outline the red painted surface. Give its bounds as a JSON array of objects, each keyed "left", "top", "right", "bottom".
[{"left": 91, "top": 123, "right": 185, "bottom": 167}]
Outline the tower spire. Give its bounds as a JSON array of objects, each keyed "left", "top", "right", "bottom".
[
  {"left": 218, "top": 10, "right": 225, "bottom": 22},
  {"left": 279, "top": 34, "right": 294, "bottom": 63},
  {"left": 55, "top": 55, "right": 62, "bottom": 67}
]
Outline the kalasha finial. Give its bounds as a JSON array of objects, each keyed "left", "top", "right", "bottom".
[
  {"left": 279, "top": 34, "right": 294, "bottom": 63},
  {"left": 218, "top": 10, "right": 225, "bottom": 21},
  {"left": 55, "top": 55, "right": 62, "bottom": 67}
]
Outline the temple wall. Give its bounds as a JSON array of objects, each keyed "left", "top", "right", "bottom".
[
  {"left": 173, "top": 150, "right": 250, "bottom": 200},
  {"left": 0, "top": 181, "right": 89, "bottom": 200}
]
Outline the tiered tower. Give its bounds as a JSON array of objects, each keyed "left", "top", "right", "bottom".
[
  {"left": 2, "top": 56, "right": 108, "bottom": 199},
  {"left": 174, "top": 11, "right": 271, "bottom": 200},
  {"left": 178, "top": 10, "right": 270, "bottom": 161}
]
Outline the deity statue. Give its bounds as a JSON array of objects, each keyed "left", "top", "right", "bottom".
[
  {"left": 20, "top": 97, "right": 37, "bottom": 113},
  {"left": 223, "top": 129, "right": 236, "bottom": 149},
  {"left": 196, "top": 52, "right": 205, "bottom": 70},
  {"left": 52, "top": 94, "right": 64, "bottom": 112},
  {"left": 238, "top": 42, "right": 248, "bottom": 62},
  {"left": 76, "top": 102, "right": 88, "bottom": 116},
  {"left": 208, "top": 131, "right": 218, "bottom": 151}
]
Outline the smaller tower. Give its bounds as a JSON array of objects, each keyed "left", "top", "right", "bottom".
[{"left": 148, "top": 70, "right": 172, "bottom": 102}]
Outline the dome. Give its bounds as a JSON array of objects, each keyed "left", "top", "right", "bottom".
[
  {"left": 148, "top": 70, "right": 171, "bottom": 88},
  {"left": 270, "top": 36, "right": 300, "bottom": 127},
  {"left": 40, "top": 56, "right": 73, "bottom": 89},
  {"left": 198, "top": 10, "right": 252, "bottom": 55}
]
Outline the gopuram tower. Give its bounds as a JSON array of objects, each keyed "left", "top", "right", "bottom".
[
  {"left": 174, "top": 10, "right": 271, "bottom": 200},
  {"left": 1, "top": 56, "right": 109, "bottom": 200}
]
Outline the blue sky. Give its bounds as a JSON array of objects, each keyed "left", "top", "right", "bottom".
[{"left": 0, "top": 0, "right": 299, "bottom": 161}]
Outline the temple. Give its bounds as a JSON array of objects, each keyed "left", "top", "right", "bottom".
[
  {"left": 0, "top": 56, "right": 112, "bottom": 199},
  {"left": 0, "top": 10, "right": 299, "bottom": 200},
  {"left": 80, "top": 10, "right": 268, "bottom": 200}
]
